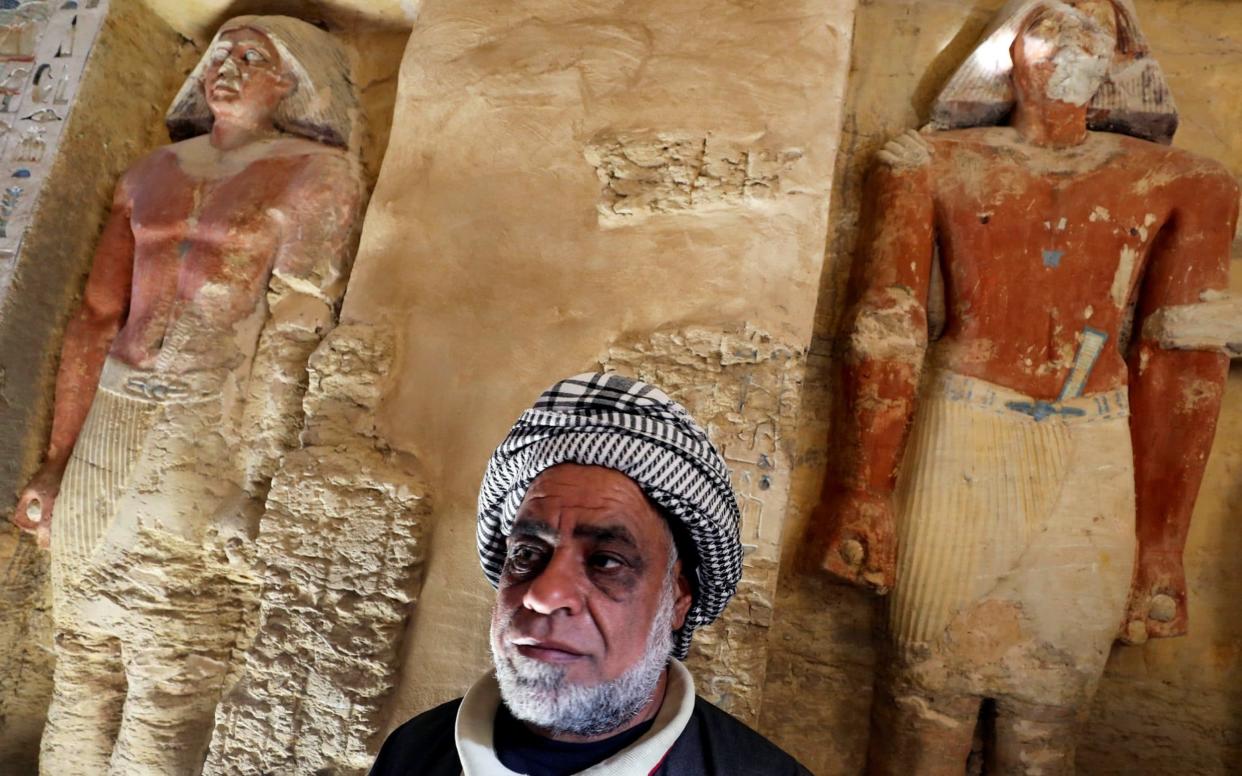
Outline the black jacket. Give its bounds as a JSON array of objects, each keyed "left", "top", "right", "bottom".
[{"left": 370, "top": 695, "right": 812, "bottom": 775}]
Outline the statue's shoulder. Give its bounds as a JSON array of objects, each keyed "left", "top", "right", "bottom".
[
  {"left": 265, "top": 136, "right": 351, "bottom": 163},
  {"left": 1110, "top": 134, "right": 1239, "bottom": 198},
  {"left": 112, "top": 140, "right": 185, "bottom": 196},
  {"left": 877, "top": 126, "right": 1015, "bottom": 170}
]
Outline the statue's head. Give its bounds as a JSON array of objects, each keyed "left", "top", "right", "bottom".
[
  {"left": 1010, "top": 2, "right": 1114, "bottom": 109},
  {"left": 930, "top": 0, "right": 1178, "bottom": 143},
  {"left": 166, "top": 15, "right": 357, "bottom": 148}
]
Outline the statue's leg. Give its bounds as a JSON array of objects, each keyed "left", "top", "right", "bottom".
[
  {"left": 40, "top": 625, "right": 126, "bottom": 774},
  {"left": 989, "top": 698, "right": 1081, "bottom": 775},
  {"left": 108, "top": 612, "right": 238, "bottom": 775},
  {"left": 867, "top": 669, "right": 980, "bottom": 776}
]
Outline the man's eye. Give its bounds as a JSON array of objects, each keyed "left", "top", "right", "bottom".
[
  {"left": 210, "top": 48, "right": 229, "bottom": 63},
  {"left": 243, "top": 49, "right": 266, "bottom": 64},
  {"left": 589, "top": 554, "right": 625, "bottom": 572},
  {"left": 506, "top": 546, "right": 543, "bottom": 573}
]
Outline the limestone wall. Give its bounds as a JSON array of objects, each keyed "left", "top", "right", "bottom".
[
  {"left": 1, "top": 0, "right": 1240, "bottom": 773},
  {"left": 760, "top": 2, "right": 1242, "bottom": 774},
  {"left": 337, "top": 0, "right": 858, "bottom": 750}
]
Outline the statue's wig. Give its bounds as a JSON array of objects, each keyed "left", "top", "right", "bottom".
[
  {"left": 929, "top": 0, "right": 1177, "bottom": 143},
  {"left": 166, "top": 15, "right": 357, "bottom": 148}
]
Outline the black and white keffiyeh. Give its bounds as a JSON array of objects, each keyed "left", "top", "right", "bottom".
[{"left": 477, "top": 372, "right": 743, "bottom": 659}]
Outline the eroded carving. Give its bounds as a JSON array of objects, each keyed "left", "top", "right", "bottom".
[
  {"left": 601, "top": 324, "right": 803, "bottom": 724},
  {"left": 202, "top": 324, "right": 431, "bottom": 776},
  {"left": 817, "top": 1, "right": 1239, "bottom": 771},
  {"left": 585, "top": 131, "right": 804, "bottom": 224},
  {"left": 8, "top": 16, "right": 362, "bottom": 773}
]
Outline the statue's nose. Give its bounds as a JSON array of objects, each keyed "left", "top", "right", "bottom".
[{"left": 218, "top": 56, "right": 240, "bottom": 76}]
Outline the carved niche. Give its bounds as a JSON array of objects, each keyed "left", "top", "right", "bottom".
[{"left": 817, "top": 1, "right": 1240, "bottom": 772}]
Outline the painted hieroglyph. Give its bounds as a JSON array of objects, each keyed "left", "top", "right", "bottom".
[
  {"left": 8, "top": 15, "right": 362, "bottom": 774},
  {"left": 817, "top": 1, "right": 1240, "bottom": 772},
  {"left": 0, "top": 1, "right": 106, "bottom": 292}
]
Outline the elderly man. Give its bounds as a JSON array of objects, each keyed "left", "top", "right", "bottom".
[{"left": 372, "top": 373, "right": 809, "bottom": 775}]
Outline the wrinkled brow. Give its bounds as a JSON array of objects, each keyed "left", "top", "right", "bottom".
[
  {"left": 508, "top": 519, "right": 639, "bottom": 549},
  {"left": 510, "top": 519, "right": 556, "bottom": 542}
]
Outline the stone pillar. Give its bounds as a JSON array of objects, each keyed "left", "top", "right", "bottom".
[{"left": 323, "top": 0, "right": 859, "bottom": 748}]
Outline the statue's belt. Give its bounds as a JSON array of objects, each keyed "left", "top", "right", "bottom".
[{"left": 98, "top": 357, "right": 227, "bottom": 404}]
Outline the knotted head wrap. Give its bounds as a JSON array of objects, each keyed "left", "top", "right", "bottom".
[{"left": 478, "top": 372, "right": 743, "bottom": 659}]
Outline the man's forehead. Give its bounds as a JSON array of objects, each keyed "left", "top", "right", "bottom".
[{"left": 513, "top": 465, "right": 667, "bottom": 542}]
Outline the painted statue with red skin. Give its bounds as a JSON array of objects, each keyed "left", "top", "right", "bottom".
[
  {"left": 7, "top": 16, "right": 360, "bottom": 773},
  {"left": 817, "top": 0, "right": 1239, "bottom": 772}
]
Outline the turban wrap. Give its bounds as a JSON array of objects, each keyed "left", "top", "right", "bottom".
[{"left": 478, "top": 372, "right": 743, "bottom": 659}]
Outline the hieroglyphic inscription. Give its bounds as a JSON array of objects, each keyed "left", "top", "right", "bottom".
[{"left": 600, "top": 323, "right": 803, "bottom": 724}]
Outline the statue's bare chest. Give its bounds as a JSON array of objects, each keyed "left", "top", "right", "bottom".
[{"left": 931, "top": 145, "right": 1168, "bottom": 294}]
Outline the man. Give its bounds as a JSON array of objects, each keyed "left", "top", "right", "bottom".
[
  {"left": 817, "top": 0, "right": 1238, "bottom": 772},
  {"left": 8, "top": 16, "right": 360, "bottom": 774},
  {"left": 372, "top": 373, "right": 810, "bottom": 775}
]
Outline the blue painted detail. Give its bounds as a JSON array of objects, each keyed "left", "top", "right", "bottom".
[
  {"left": 1042, "top": 249, "right": 1064, "bottom": 268},
  {"left": 61, "top": 0, "right": 79, "bottom": 8},
  {"left": 12, "top": 169, "right": 30, "bottom": 178},
  {"left": 1005, "top": 400, "right": 1088, "bottom": 422},
  {"left": 1057, "top": 327, "right": 1111, "bottom": 401},
  {"left": 0, "top": 0, "right": 20, "bottom": 9}
]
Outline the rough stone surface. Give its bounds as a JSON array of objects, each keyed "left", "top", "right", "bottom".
[
  {"left": 599, "top": 324, "right": 803, "bottom": 725},
  {"left": 586, "top": 132, "right": 804, "bottom": 224},
  {"left": 0, "top": 527, "right": 52, "bottom": 774},
  {"left": 204, "top": 324, "right": 430, "bottom": 776},
  {"left": 1143, "top": 296, "right": 1242, "bottom": 356},
  {"left": 342, "top": 0, "right": 855, "bottom": 750}
]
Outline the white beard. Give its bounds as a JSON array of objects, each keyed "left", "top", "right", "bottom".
[{"left": 490, "top": 581, "right": 676, "bottom": 739}]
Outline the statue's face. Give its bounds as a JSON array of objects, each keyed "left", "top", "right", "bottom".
[
  {"left": 1012, "top": 5, "right": 1114, "bottom": 107},
  {"left": 203, "top": 28, "right": 292, "bottom": 126}
]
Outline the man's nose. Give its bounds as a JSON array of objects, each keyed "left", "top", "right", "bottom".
[
  {"left": 522, "top": 550, "right": 584, "bottom": 616},
  {"left": 218, "top": 56, "right": 240, "bottom": 76}
]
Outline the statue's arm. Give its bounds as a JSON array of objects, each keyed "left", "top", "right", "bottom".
[
  {"left": 11, "top": 175, "right": 135, "bottom": 547},
  {"left": 1121, "top": 169, "right": 1239, "bottom": 643},
  {"left": 239, "top": 152, "right": 361, "bottom": 503},
  {"left": 817, "top": 131, "right": 936, "bottom": 592}
]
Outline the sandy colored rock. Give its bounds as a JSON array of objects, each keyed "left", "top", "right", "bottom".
[
  {"left": 204, "top": 324, "right": 430, "bottom": 775},
  {"left": 323, "top": 0, "right": 856, "bottom": 753}
]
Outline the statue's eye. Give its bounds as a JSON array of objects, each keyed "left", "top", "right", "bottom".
[
  {"left": 243, "top": 49, "right": 266, "bottom": 64},
  {"left": 210, "top": 47, "right": 229, "bottom": 63}
]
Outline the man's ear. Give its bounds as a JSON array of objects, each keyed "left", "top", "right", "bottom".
[{"left": 670, "top": 560, "right": 694, "bottom": 631}]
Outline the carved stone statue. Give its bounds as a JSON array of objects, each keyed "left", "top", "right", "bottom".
[
  {"left": 8, "top": 16, "right": 360, "bottom": 773},
  {"left": 817, "top": 0, "right": 1239, "bottom": 772}
]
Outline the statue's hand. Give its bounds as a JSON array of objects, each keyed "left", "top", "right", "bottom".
[
  {"left": 875, "top": 129, "right": 932, "bottom": 171},
  {"left": 1119, "top": 549, "right": 1187, "bottom": 644},
  {"left": 11, "top": 463, "right": 63, "bottom": 549},
  {"left": 817, "top": 487, "right": 896, "bottom": 594}
]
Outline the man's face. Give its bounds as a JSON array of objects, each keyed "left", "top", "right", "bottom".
[
  {"left": 203, "top": 28, "right": 291, "bottom": 125},
  {"left": 1012, "top": 5, "right": 1114, "bottom": 107},
  {"left": 490, "top": 464, "right": 693, "bottom": 736}
]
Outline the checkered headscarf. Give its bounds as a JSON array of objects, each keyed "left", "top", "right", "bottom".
[{"left": 478, "top": 372, "right": 743, "bottom": 659}]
